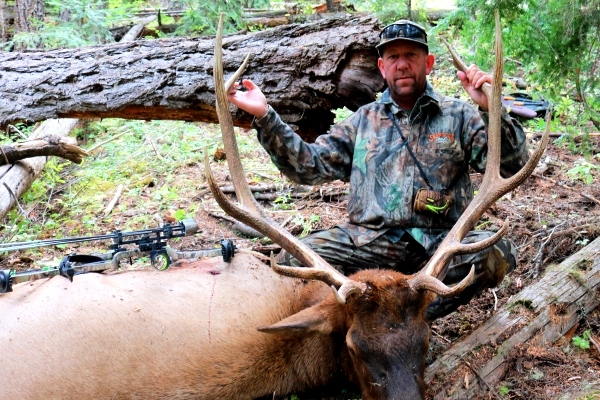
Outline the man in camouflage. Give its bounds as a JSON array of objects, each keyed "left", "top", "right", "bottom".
[{"left": 227, "top": 20, "right": 528, "bottom": 320}]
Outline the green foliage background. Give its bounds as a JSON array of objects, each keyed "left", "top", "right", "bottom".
[
  {"left": 6, "top": 0, "right": 273, "bottom": 49},
  {"left": 9, "top": 0, "right": 137, "bottom": 49},
  {"left": 435, "top": 0, "right": 600, "bottom": 127}
]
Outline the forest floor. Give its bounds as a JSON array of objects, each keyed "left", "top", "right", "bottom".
[{"left": 2, "top": 63, "right": 600, "bottom": 399}]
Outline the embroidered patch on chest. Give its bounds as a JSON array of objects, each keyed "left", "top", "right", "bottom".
[{"left": 429, "top": 132, "right": 455, "bottom": 143}]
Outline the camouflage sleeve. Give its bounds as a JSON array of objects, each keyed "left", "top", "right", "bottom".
[
  {"left": 468, "top": 106, "right": 529, "bottom": 177},
  {"left": 252, "top": 105, "right": 358, "bottom": 185}
]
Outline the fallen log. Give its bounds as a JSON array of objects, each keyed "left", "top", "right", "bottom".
[
  {"left": 0, "top": 15, "right": 384, "bottom": 142},
  {"left": 0, "top": 119, "right": 79, "bottom": 220},
  {"left": 0, "top": 135, "right": 88, "bottom": 166},
  {"left": 425, "top": 235, "right": 600, "bottom": 398},
  {"left": 242, "top": 9, "right": 290, "bottom": 18},
  {"left": 120, "top": 15, "right": 157, "bottom": 42},
  {"left": 245, "top": 15, "right": 290, "bottom": 28}
]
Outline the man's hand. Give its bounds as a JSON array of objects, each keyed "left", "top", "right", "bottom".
[
  {"left": 227, "top": 79, "right": 269, "bottom": 119},
  {"left": 457, "top": 65, "right": 492, "bottom": 111}
]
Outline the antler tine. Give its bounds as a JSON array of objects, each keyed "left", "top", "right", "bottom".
[
  {"left": 210, "top": 14, "right": 363, "bottom": 300},
  {"left": 213, "top": 15, "right": 265, "bottom": 219},
  {"left": 420, "top": 10, "right": 551, "bottom": 283}
]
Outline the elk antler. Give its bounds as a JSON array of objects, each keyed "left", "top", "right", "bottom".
[
  {"left": 410, "top": 11, "right": 551, "bottom": 293},
  {"left": 206, "top": 13, "right": 366, "bottom": 303}
]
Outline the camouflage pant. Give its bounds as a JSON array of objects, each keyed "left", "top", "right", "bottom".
[{"left": 277, "top": 227, "right": 517, "bottom": 321}]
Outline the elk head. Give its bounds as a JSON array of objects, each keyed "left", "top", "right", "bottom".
[{"left": 206, "top": 12, "right": 550, "bottom": 400}]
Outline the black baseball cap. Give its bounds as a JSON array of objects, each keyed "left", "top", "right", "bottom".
[{"left": 376, "top": 20, "right": 428, "bottom": 54}]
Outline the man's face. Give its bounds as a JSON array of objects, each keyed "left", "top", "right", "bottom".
[{"left": 377, "top": 41, "right": 434, "bottom": 109}]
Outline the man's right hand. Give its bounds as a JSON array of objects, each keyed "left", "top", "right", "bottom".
[{"left": 227, "top": 79, "right": 269, "bottom": 119}]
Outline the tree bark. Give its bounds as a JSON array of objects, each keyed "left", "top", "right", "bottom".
[
  {"left": 0, "top": 15, "right": 384, "bottom": 142},
  {"left": 0, "top": 0, "right": 7, "bottom": 42},
  {"left": 13, "top": 0, "right": 44, "bottom": 49},
  {"left": 325, "top": 0, "right": 336, "bottom": 12},
  {"left": 425, "top": 236, "right": 600, "bottom": 398}
]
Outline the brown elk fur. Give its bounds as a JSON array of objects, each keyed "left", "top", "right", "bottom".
[{"left": 0, "top": 251, "right": 435, "bottom": 399}]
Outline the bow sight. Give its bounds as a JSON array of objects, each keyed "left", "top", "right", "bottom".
[{"left": 0, "top": 219, "right": 236, "bottom": 293}]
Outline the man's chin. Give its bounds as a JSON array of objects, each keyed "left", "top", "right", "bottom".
[{"left": 392, "top": 86, "right": 416, "bottom": 97}]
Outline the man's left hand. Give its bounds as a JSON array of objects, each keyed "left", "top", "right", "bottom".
[{"left": 457, "top": 64, "right": 492, "bottom": 111}]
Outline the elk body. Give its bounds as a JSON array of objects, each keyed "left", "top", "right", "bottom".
[
  {"left": 0, "top": 252, "right": 437, "bottom": 399},
  {"left": 0, "top": 253, "right": 340, "bottom": 399},
  {"left": 0, "top": 11, "right": 549, "bottom": 400}
]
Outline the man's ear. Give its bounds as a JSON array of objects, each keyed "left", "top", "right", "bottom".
[
  {"left": 378, "top": 57, "right": 386, "bottom": 78},
  {"left": 425, "top": 54, "right": 435, "bottom": 75}
]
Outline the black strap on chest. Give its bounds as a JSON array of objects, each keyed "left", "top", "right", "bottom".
[
  {"left": 385, "top": 106, "right": 467, "bottom": 194},
  {"left": 385, "top": 107, "right": 436, "bottom": 190}
]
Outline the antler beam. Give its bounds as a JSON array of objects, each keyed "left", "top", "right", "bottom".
[
  {"left": 418, "top": 11, "right": 551, "bottom": 284},
  {"left": 206, "top": 13, "right": 366, "bottom": 302}
]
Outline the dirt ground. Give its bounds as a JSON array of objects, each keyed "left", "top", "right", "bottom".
[{"left": 2, "top": 123, "right": 600, "bottom": 399}]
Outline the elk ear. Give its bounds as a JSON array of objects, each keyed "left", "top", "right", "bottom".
[{"left": 257, "top": 304, "right": 338, "bottom": 334}]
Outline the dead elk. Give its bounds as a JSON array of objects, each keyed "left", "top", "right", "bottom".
[
  {"left": 206, "top": 10, "right": 550, "bottom": 400},
  {"left": 0, "top": 11, "right": 550, "bottom": 400}
]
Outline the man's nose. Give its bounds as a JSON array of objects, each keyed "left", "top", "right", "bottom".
[{"left": 396, "top": 57, "right": 409, "bottom": 70}]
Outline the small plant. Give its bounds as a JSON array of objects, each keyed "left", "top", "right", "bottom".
[
  {"left": 173, "top": 209, "right": 187, "bottom": 221},
  {"left": 553, "top": 95, "right": 576, "bottom": 121},
  {"left": 567, "top": 159, "right": 600, "bottom": 185},
  {"left": 292, "top": 213, "right": 321, "bottom": 237},
  {"left": 572, "top": 329, "right": 593, "bottom": 350},
  {"left": 576, "top": 238, "right": 590, "bottom": 247},
  {"left": 274, "top": 193, "right": 293, "bottom": 210},
  {"left": 498, "top": 385, "right": 510, "bottom": 397}
]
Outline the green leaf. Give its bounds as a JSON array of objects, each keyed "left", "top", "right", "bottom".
[
  {"left": 173, "top": 209, "right": 187, "bottom": 221},
  {"left": 573, "top": 335, "right": 590, "bottom": 350}
]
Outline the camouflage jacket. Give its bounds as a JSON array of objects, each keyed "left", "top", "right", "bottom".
[{"left": 254, "top": 83, "right": 528, "bottom": 254}]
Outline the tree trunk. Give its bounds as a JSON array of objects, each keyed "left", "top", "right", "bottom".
[
  {"left": 0, "top": 15, "right": 384, "bottom": 142},
  {"left": 0, "top": 0, "right": 6, "bottom": 42},
  {"left": 58, "top": 6, "right": 71, "bottom": 22},
  {"left": 245, "top": 16, "right": 290, "bottom": 28},
  {"left": 425, "top": 236, "right": 600, "bottom": 398},
  {"left": 14, "top": 0, "right": 43, "bottom": 49}
]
